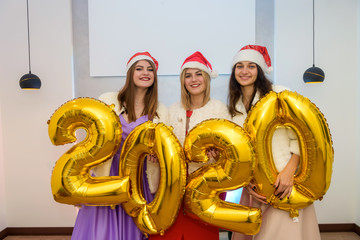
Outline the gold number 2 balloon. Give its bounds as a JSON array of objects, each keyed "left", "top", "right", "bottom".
[
  {"left": 48, "top": 98, "right": 130, "bottom": 206},
  {"left": 183, "top": 119, "right": 262, "bottom": 235},
  {"left": 120, "top": 121, "right": 187, "bottom": 236},
  {"left": 244, "top": 90, "right": 333, "bottom": 217}
]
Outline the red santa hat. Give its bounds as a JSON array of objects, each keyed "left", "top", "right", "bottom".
[
  {"left": 126, "top": 52, "right": 159, "bottom": 71},
  {"left": 180, "top": 51, "right": 218, "bottom": 78},
  {"left": 232, "top": 45, "right": 273, "bottom": 74}
]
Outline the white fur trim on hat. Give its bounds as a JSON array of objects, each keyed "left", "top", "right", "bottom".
[
  {"left": 232, "top": 49, "right": 273, "bottom": 74},
  {"left": 127, "top": 55, "right": 155, "bottom": 71},
  {"left": 181, "top": 62, "right": 218, "bottom": 79}
]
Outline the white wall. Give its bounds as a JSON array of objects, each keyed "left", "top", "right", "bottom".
[
  {"left": 0, "top": 0, "right": 76, "bottom": 227},
  {"left": 88, "top": 0, "right": 255, "bottom": 76},
  {"left": 357, "top": 0, "right": 360, "bottom": 227},
  {"left": 275, "top": 0, "right": 359, "bottom": 223},
  {"left": 0, "top": 103, "right": 7, "bottom": 231}
]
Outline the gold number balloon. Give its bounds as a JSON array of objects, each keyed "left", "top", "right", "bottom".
[
  {"left": 183, "top": 119, "right": 262, "bottom": 235},
  {"left": 120, "top": 121, "right": 187, "bottom": 236},
  {"left": 244, "top": 90, "right": 334, "bottom": 217},
  {"left": 48, "top": 98, "right": 130, "bottom": 206}
]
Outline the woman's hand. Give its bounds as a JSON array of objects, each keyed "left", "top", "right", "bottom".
[
  {"left": 274, "top": 169, "right": 294, "bottom": 200},
  {"left": 147, "top": 154, "right": 159, "bottom": 163},
  {"left": 245, "top": 182, "right": 268, "bottom": 204},
  {"left": 146, "top": 154, "right": 160, "bottom": 194},
  {"left": 206, "top": 147, "right": 219, "bottom": 160},
  {"left": 274, "top": 154, "right": 300, "bottom": 200}
]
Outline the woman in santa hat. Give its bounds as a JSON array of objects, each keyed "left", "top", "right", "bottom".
[
  {"left": 228, "top": 45, "right": 321, "bottom": 240},
  {"left": 149, "top": 51, "right": 230, "bottom": 240},
  {"left": 71, "top": 52, "right": 168, "bottom": 240}
]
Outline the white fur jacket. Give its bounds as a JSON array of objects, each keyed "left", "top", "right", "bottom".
[
  {"left": 231, "top": 85, "right": 300, "bottom": 172},
  {"left": 91, "top": 92, "right": 168, "bottom": 193},
  {"left": 168, "top": 98, "right": 231, "bottom": 174}
]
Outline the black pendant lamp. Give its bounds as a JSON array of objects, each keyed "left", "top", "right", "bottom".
[
  {"left": 303, "top": 0, "right": 325, "bottom": 83},
  {"left": 19, "top": 0, "right": 41, "bottom": 89}
]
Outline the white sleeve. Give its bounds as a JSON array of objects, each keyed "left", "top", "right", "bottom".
[{"left": 287, "top": 128, "right": 300, "bottom": 156}]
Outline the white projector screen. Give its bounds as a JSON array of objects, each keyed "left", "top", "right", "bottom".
[{"left": 88, "top": 0, "right": 255, "bottom": 76}]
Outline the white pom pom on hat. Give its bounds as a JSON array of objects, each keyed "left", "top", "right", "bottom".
[
  {"left": 180, "top": 51, "right": 218, "bottom": 79},
  {"left": 232, "top": 45, "right": 273, "bottom": 74}
]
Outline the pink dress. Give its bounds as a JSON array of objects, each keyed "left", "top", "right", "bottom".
[{"left": 231, "top": 191, "right": 321, "bottom": 240}]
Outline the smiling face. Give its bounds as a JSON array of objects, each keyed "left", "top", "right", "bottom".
[
  {"left": 184, "top": 68, "right": 207, "bottom": 97},
  {"left": 132, "top": 60, "right": 155, "bottom": 89},
  {"left": 234, "top": 61, "right": 258, "bottom": 88}
]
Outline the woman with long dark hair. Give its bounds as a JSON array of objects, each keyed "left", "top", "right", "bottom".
[{"left": 228, "top": 45, "right": 321, "bottom": 240}]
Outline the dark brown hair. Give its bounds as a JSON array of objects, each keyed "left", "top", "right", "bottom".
[
  {"left": 227, "top": 64, "right": 273, "bottom": 117},
  {"left": 117, "top": 60, "right": 158, "bottom": 122}
]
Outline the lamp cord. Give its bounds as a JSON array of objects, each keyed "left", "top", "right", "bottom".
[
  {"left": 312, "top": 0, "right": 315, "bottom": 67},
  {"left": 26, "top": 0, "right": 32, "bottom": 73}
]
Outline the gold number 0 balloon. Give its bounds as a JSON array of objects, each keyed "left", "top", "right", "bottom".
[
  {"left": 120, "top": 121, "right": 187, "bottom": 236},
  {"left": 183, "top": 119, "right": 262, "bottom": 235},
  {"left": 48, "top": 98, "right": 130, "bottom": 206},
  {"left": 244, "top": 91, "right": 334, "bottom": 217}
]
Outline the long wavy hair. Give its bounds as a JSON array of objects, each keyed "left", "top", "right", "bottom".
[
  {"left": 180, "top": 69, "right": 211, "bottom": 110},
  {"left": 227, "top": 64, "right": 272, "bottom": 117},
  {"left": 117, "top": 60, "right": 158, "bottom": 122}
]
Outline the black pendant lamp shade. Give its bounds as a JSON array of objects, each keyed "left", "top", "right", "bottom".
[
  {"left": 19, "top": 72, "right": 41, "bottom": 89},
  {"left": 303, "top": 65, "right": 325, "bottom": 83},
  {"left": 20, "top": 0, "right": 41, "bottom": 89},
  {"left": 303, "top": 0, "right": 325, "bottom": 83}
]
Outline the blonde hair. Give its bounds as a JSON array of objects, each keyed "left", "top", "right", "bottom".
[{"left": 180, "top": 69, "right": 211, "bottom": 110}]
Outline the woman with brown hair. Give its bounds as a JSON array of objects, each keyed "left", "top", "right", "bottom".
[
  {"left": 228, "top": 45, "right": 320, "bottom": 240},
  {"left": 71, "top": 52, "right": 167, "bottom": 240}
]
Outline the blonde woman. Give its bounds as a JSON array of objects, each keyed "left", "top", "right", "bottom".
[{"left": 150, "top": 51, "right": 230, "bottom": 240}]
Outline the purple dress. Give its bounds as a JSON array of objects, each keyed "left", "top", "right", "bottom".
[{"left": 72, "top": 115, "right": 154, "bottom": 240}]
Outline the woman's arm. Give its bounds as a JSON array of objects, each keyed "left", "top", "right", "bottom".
[{"left": 274, "top": 153, "right": 300, "bottom": 199}]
